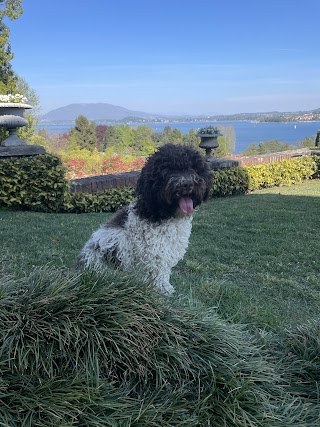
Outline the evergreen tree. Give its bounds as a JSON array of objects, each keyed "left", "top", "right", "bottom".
[
  {"left": 102, "top": 126, "right": 116, "bottom": 151},
  {"left": 69, "top": 115, "right": 97, "bottom": 151},
  {"left": 161, "top": 126, "right": 183, "bottom": 145},
  {"left": 132, "top": 126, "right": 155, "bottom": 155},
  {"left": 171, "top": 128, "right": 183, "bottom": 144},
  {"left": 162, "top": 126, "right": 173, "bottom": 144},
  {"left": 0, "top": 0, "right": 23, "bottom": 93},
  {"left": 0, "top": 2, "right": 40, "bottom": 145},
  {"left": 183, "top": 129, "right": 201, "bottom": 149},
  {"left": 114, "top": 125, "right": 135, "bottom": 153},
  {"left": 151, "top": 131, "right": 163, "bottom": 147}
]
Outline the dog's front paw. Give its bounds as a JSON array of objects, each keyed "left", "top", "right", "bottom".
[{"left": 158, "top": 282, "right": 175, "bottom": 296}]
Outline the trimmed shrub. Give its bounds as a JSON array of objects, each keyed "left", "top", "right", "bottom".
[
  {"left": 0, "top": 267, "right": 308, "bottom": 426},
  {"left": 68, "top": 187, "right": 135, "bottom": 213},
  {"left": 246, "top": 156, "right": 318, "bottom": 191},
  {"left": 210, "top": 156, "right": 320, "bottom": 197},
  {"left": 0, "top": 154, "right": 136, "bottom": 214},
  {"left": 211, "top": 166, "right": 249, "bottom": 197},
  {"left": 0, "top": 154, "right": 71, "bottom": 212}
]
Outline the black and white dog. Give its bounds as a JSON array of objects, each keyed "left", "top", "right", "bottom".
[{"left": 79, "top": 144, "right": 212, "bottom": 295}]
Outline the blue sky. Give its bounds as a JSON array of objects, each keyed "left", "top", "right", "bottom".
[{"left": 5, "top": 0, "right": 320, "bottom": 115}]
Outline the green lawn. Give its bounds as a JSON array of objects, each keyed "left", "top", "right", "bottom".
[
  {"left": 1, "top": 180, "right": 320, "bottom": 333},
  {"left": 175, "top": 180, "right": 320, "bottom": 331}
]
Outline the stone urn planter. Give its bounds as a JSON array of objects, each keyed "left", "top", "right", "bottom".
[
  {"left": 197, "top": 125, "right": 239, "bottom": 170},
  {"left": 0, "top": 102, "right": 32, "bottom": 146},
  {"left": 0, "top": 101, "right": 45, "bottom": 157},
  {"left": 197, "top": 126, "right": 222, "bottom": 160},
  {"left": 197, "top": 127, "right": 222, "bottom": 160}
]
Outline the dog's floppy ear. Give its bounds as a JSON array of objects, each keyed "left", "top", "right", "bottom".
[
  {"left": 204, "top": 170, "right": 213, "bottom": 200},
  {"left": 135, "top": 151, "right": 167, "bottom": 222},
  {"left": 135, "top": 153, "right": 157, "bottom": 198}
]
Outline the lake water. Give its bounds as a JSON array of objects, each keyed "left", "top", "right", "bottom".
[{"left": 37, "top": 120, "right": 320, "bottom": 154}]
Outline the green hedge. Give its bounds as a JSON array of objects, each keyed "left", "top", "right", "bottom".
[
  {"left": 1, "top": 154, "right": 319, "bottom": 213},
  {"left": 68, "top": 187, "right": 135, "bottom": 213},
  {"left": 0, "top": 154, "right": 135, "bottom": 213},
  {"left": 246, "top": 156, "right": 320, "bottom": 191},
  {"left": 0, "top": 154, "right": 70, "bottom": 212},
  {"left": 211, "top": 155, "right": 320, "bottom": 197},
  {"left": 211, "top": 166, "right": 249, "bottom": 197}
]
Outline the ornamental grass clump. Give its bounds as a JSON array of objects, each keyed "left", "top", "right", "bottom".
[
  {"left": 0, "top": 268, "right": 308, "bottom": 426},
  {"left": 275, "top": 320, "right": 320, "bottom": 406}
]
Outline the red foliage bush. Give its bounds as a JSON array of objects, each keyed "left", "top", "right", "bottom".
[
  {"left": 95, "top": 125, "right": 109, "bottom": 147},
  {"left": 129, "top": 157, "right": 145, "bottom": 171},
  {"left": 101, "top": 155, "right": 127, "bottom": 174},
  {"left": 64, "top": 159, "right": 87, "bottom": 179},
  {"left": 64, "top": 155, "right": 146, "bottom": 179}
]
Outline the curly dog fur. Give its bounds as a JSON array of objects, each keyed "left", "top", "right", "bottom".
[{"left": 78, "top": 144, "right": 212, "bottom": 294}]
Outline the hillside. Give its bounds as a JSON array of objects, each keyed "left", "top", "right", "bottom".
[
  {"left": 40, "top": 103, "right": 320, "bottom": 124},
  {"left": 41, "top": 103, "right": 156, "bottom": 122}
]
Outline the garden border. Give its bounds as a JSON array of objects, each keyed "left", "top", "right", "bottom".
[{"left": 70, "top": 148, "right": 320, "bottom": 194}]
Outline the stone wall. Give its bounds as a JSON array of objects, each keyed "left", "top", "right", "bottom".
[
  {"left": 231, "top": 148, "right": 314, "bottom": 167},
  {"left": 70, "top": 148, "right": 319, "bottom": 194},
  {"left": 70, "top": 171, "right": 140, "bottom": 194}
]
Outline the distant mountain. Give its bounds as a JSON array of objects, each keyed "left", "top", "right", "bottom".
[
  {"left": 40, "top": 103, "right": 320, "bottom": 124},
  {"left": 41, "top": 103, "right": 157, "bottom": 122}
]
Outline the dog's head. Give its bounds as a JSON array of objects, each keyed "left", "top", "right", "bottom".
[{"left": 135, "top": 144, "right": 212, "bottom": 222}]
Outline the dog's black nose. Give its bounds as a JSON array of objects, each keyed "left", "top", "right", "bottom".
[{"left": 181, "top": 180, "right": 193, "bottom": 193}]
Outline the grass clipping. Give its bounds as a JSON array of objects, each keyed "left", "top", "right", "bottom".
[{"left": 0, "top": 268, "right": 306, "bottom": 426}]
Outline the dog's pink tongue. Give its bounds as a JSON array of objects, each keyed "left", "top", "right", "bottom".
[{"left": 179, "top": 197, "right": 194, "bottom": 215}]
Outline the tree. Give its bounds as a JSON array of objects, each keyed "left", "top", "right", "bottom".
[
  {"left": 102, "top": 126, "right": 116, "bottom": 151},
  {"left": 16, "top": 75, "right": 40, "bottom": 112},
  {"left": 242, "top": 139, "right": 293, "bottom": 156},
  {"left": 133, "top": 125, "right": 153, "bottom": 141},
  {"left": 95, "top": 125, "right": 108, "bottom": 149},
  {"left": 0, "top": 2, "right": 40, "bottom": 145},
  {"left": 132, "top": 126, "right": 155, "bottom": 155},
  {"left": 161, "top": 126, "right": 183, "bottom": 145},
  {"left": 222, "top": 125, "right": 236, "bottom": 154},
  {"left": 151, "top": 131, "right": 163, "bottom": 147},
  {"left": 16, "top": 76, "right": 40, "bottom": 141},
  {"left": 171, "top": 128, "right": 183, "bottom": 144},
  {"left": 242, "top": 143, "right": 260, "bottom": 156},
  {"left": 69, "top": 115, "right": 97, "bottom": 151},
  {"left": 183, "top": 129, "right": 201, "bottom": 150},
  {"left": 257, "top": 140, "right": 291, "bottom": 154},
  {"left": 0, "top": 0, "right": 23, "bottom": 93},
  {"left": 212, "top": 136, "right": 231, "bottom": 158},
  {"left": 112, "top": 125, "right": 135, "bottom": 154},
  {"left": 298, "top": 135, "right": 316, "bottom": 148}
]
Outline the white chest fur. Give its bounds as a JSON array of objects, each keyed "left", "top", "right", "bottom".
[
  {"left": 123, "top": 207, "right": 193, "bottom": 270},
  {"left": 80, "top": 203, "right": 193, "bottom": 295}
]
